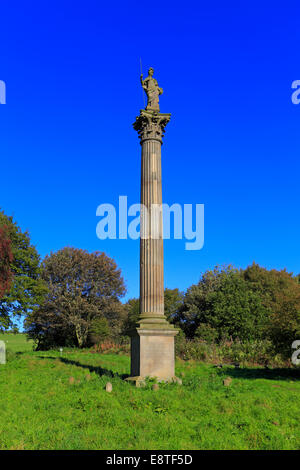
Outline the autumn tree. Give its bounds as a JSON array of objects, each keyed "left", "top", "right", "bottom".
[
  {"left": 25, "top": 247, "right": 126, "bottom": 349},
  {"left": 0, "top": 209, "right": 47, "bottom": 330}
]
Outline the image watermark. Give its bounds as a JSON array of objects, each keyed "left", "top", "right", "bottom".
[
  {"left": 291, "top": 340, "right": 300, "bottom": 365},
  {"left": 96, "top": 196, "right": 204, "bottom": 251},
  {"left": 0, "top": 80, "right": 6, "bottom": 104},
  {"left": 291, "top": 80, "right": 300, "bottom": 104}
]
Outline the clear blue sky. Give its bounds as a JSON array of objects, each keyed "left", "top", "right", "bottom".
[{"left": 1, "top": 1, "right": 299, "bottom": 301}]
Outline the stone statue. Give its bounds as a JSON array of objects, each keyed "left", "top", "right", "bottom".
[{"left": 140, "top": 67, "right": 163, "bottom": 112}]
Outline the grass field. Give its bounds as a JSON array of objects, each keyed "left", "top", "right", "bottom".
[
  {"left": 0, "top": 333, "right": 34, "bottom": 353},
  {"left": 0, "top": 334, "right": 299, "bottom": 450}
]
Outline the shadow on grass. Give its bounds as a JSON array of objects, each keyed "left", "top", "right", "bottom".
[
  {"left": 6, "top": 351, "right": 30, "bottom": 357},
  {"left": 38, "top": 356, "right": 129, "bottom": 380},
  {"left": 5, "top": 350, "right": 26, "bottom": 361},
  {"left": 215, "top": 366, "right": 300, "bottom": 381}
]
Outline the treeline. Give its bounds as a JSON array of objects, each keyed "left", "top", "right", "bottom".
[
  {"left": 124, "top": 266, "right": 300, "bottom": 362},
  {"left": 0, "top": 208, "right": 300, "bottom": 363}
]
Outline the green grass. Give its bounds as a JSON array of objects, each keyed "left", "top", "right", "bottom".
[
  {"left": 0, "top": 335, "right": 299, "bottom": 450},
  {"left": 0, "top": 333, "right": 34, "bottom": 353}
]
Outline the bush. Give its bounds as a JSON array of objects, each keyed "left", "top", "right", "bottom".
[
  {"left": 91, "top": 339, "right": 130, "bottom": 355},
  {"left": 175, "top": 335, "right": 288, "bottom": 367}
]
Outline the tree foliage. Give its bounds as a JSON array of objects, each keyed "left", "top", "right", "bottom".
[
  {"left": 122, "top": 288, "right": 184, "bottom": 335},
  {"left": 243, "top": 263, "right": 300, "bottom": 357},
  {"left": 173, "top": 263, "right": 300, "bottom": 358},
  {"left": 122, "top": 297, "right": 139, "bottom": 335},
  {"left": 164, "top": 288, "right": 184, "bottom": 323},
  {"left": 174, "top": 266, "right": 268, "bottom": 341},
  {"left": 25, "top": 247, "right": 126, "bottom": 349},
  {"left": 88, "top": 316, "right": 111, "bottom": 345},
  {"left": 0, "top": 209, "right": 47, "bottom": 330},
  {"left": 0, "top": 226, "right": 13, "bottom": 302}
]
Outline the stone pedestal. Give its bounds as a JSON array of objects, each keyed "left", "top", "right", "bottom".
[
  {"left": 127, "top": 109, "right": 178, "bottom": 384},
  {"left": 130, "top": 328, "right": 178, "bottom": 382}
]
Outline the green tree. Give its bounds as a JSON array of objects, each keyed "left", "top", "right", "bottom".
[
  {"left": 88, "top": 316, "right": 111, "bottom": 345},
  {"left": 25, "top": 247, "right": 126, "bottom": 349},
  {"left": 176, "top": 265, "right": 268, "bottom": 341},
  {"left": 122, "top": 288, "right": 184, "bottom": 336},
  {"left": 122, "top": 298, "right": 139, "bottom": 335},
  {"left": 0, "top": 209, "right": 47, "bottom": 330},
  {"left": 164, "top": 288, "right": 184, "bottom": 323},
  {"left": 0, "top": 226, "right": 13, "bottom": 303},
  {"left": 243, "top": 263, "right": 300, "bottom": 357},
  {"left": 206, "top": 268, "right": 268, "bottom": 341},
  {"left": 173, "top": 266, "right": 231, "bottom": 337}
]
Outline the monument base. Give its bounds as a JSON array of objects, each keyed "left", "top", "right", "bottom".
[
  {"left": 126, "top": 326, "right": 179, "bottom": 383},
  {"left": 125, "top": 375, "right": 181, "bottom": 387}
]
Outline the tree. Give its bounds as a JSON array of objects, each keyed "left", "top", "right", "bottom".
[
  {"left": 164, "top": 288, "right": 184, "bottom": 323},
  {"left": 25, "top": 247, "right": 126, "bottom": 349},
  {"left": 0, "top": 226, "right": 13, "bottom": 302},
  {"left": 122, "top": 288, "right": 184, "bottom": 336},
  {"left": 173, "top": 266, "right": 232, "bottom": 338},
  {"left": 122, "top": 298, "right": 139, "bottom": 335},
  {"left": 0, "top": 209, "right": 47, "bottom": 330},
  {"left": 175, "top": 265, "right": 268, "bottom": 341},
  {"left": 243, "top": 263, "right": 300, "bottom": 357},
  {"left": 88, "top": 316, "right": 111, "bottom": 345},
  {"left": 205, "top": 268, "right": 268, "bottom": 341}
]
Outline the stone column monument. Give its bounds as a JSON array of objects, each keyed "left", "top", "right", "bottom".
[{"left": 127, "top": 68, "right": 178, "bottom": 384}]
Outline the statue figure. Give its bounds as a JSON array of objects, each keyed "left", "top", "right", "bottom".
[{"left": 140, "top": 67, "right": 163, "bottom": 112}]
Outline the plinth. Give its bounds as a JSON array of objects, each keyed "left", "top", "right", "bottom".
[{"left": 127, "top": 109, "right": 178, "bottom": 384}]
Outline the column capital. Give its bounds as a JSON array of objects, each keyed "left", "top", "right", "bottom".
[{"left": 133, "top": 109, "right": 171, "bottom": 144}]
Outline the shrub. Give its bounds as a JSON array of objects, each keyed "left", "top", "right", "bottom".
[{"left": 175, "top": 335, "right": 287, "bottom": 367}]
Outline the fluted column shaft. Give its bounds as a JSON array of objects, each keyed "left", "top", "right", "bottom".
[
  {"left": 133, "top": 110, "right": 171, "bottom": 327},
  {"left": 140, "top": 138, "right": 164, "bottom": 317}
]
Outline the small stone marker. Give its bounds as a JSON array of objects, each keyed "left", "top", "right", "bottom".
[
  {"left": 152, "top": 383, "right": 159, "bottom": 391},
  {"left": 172, "top": 377, "right": 182, "bottom": 385},
  {"left": 223, "top": 377, "right": 232, "bottom": 387},
  {"left": 135, "top": 379, "right": 146, "bottom": 388},
  {"left": 0, "top": 341, "right": 6, "bottom": 365},
  {"left": 105, "top": 382, "right": 112, "bottom": 393}
]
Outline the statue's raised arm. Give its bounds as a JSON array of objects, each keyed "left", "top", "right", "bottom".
[{"left": 140, "top": 67, "right": 163, "bottom": 113}]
